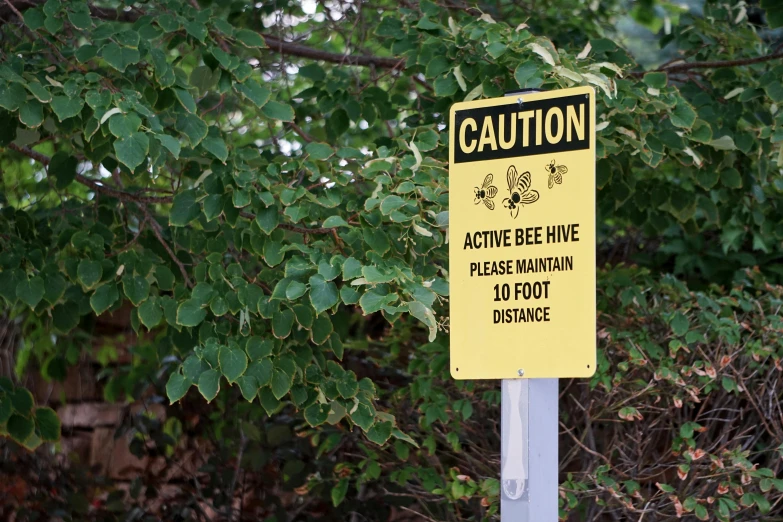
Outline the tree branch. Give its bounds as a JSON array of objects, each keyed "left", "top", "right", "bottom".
[
  {"left": 4, "top": 143, "right": 173, "bottom": 204},
  {"left": 631, "top": 50, "right": 783, "bottom": 77},
  {"left": 261, "top": 34, "right": 404, "bottom": 70},
  {"left": 238, "top": 210, "right": 337, "bottom": 235},
  {"left": 1, "top": 0, "right": 404, "bottom": 72},
  {"left": 5, "top": 144, "right": 339, "bottom": 237},
  {"left": 140, "top": 205, "right": 193, "bottom": 289}
]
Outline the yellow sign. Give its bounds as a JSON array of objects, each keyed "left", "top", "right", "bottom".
[{"left": 448, "top": 87, "right": 596, "bottom": 380}]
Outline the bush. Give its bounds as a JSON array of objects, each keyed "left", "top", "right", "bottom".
[{"left": 1, "top": 0, "right": 782, "bottom": 520}]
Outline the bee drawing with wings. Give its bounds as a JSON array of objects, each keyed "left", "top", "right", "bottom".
[
  {"left": 546, "top": 159, "right": 568, "bottom": 189},
  {"left": 474, "top": 174, "right": 498, "bottom": 210},
  {"left": 502, "top": 165, "right": 539, "bottom": 218}
]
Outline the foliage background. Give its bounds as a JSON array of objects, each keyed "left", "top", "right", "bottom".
[{"left": 1, "top": 0, "right": 783, "bottom": 520}]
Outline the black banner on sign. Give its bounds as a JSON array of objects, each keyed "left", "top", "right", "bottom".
[{"left": 452, "top": 94, "right": 591, "bottom": 164}]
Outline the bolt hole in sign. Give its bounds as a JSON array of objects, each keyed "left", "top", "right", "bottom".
[{"left": 448, "top": 86, "right": 596, "bottom": 379}]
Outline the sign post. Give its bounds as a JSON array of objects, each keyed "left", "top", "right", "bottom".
[{"left": 448, "top": 86, "right": 596, "bottom": 520}]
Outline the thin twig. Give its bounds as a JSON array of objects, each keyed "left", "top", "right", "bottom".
[
  {"left": 225, "top": 427, "right": 247, "bottom": 522},
  {"left": 141, "top": 206, "right": 192, "bottom": 288},
  {"left": 287, "top": 121, "right": 314, "bottom": 143}
]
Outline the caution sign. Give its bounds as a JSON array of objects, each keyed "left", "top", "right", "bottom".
[{"left": 448, "top": 87, "right": 596, "bottom": 380}]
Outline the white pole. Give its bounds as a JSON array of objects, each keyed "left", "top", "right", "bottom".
[{"left": 501, "top": 378, "right": 559, "bottom": 521}]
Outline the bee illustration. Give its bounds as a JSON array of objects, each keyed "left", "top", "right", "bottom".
[
  {"left": 502, "top": 166, "right": 539, "bottom": 219},
  {"left": 474, "top": 174, "right": 498, "bottom": 210},
  {"left": 546, "top": 159, "right": 568, "bottom": 189}
]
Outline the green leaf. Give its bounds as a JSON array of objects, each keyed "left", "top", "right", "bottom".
[
  {"left": 309, "top": 274, "right": 338, "bottom": 314},
  {"left": 337, "top": 377, "right": 358, "bottom": 399},
  {"left": 201, "top": 136, "right": 228, "bottom": 162},
  {"left": 67, "top": 5, "right": 92, "bottom": 30},
  {"left": 304, "top": 403, "right": 330, "bottom": 427},
  {"left": 340, "top": 286, "right": 360, "bottom": 305},
  {"left": 108, "top": 112, "right": 141, "bottom": 138},
  {"left": 246, "top": 338, "right": 274, "bottom": 360},
  {"left": 272, "top": 309, "right": 294, "bottom": 338},
  {"left": 332, "top": 478, "right": 349, "bottom": 507},
  {"left": 322, "top": 216, "right": 349, "bottom": 228},
  {"left": 258, "top": 387, "right": 280, "bottom": 415},
  {"left": 359, "top": 290, "right": 388, "bottom": 314},
  {"left": 219, "top": 346, "right": 248, "bottom": 384},
  {"left": 170, "top": 189, "right": 201, "bottom": 226},
  {"left": 709, "top": 136, "right": 736, "bottom": 151},
  {"left": 114, "top": 132, "right": 149, "bottom": 170},
  {"left": 173, "top": 88, "right": 197, "bottom": 113},
  {"left": 311, "top": 315, "right": 333, "bottom": 345},
  {"left": 122, "top": 274, "right": 150, "bottom": 306},
  {"left": 671, "top": 100, "right": 696, "bottom": 129},
  {"left": 235, "top": 80, "right": 270, "bottom": 108},
  {"left": 0, "top": 396, "right": 11, "bottom": 424},
  {"left": 237, "top": 375, "right": 259, "bottom": 402},
  {"left": 285, "top": 280, "right": 307, "bottom": 300},
  {"left": 362, "top": 266, "right": 394, "bottom": 283},
  {"left": 486, "top": 42, "right": 507, "bottom": 59},
  {"left": 49, "top": 151, "right": 78, "bottom": 189},
  {"left": 261, "top": 100, "right": 295, "bottom": 122},
  {"left": 514, "top": 62, "right": 540, "bottom": 88},
  {"left": 762, "top": 0, "right": 783, "bottom": 28},
  {"left": 255, "top": 205, "right": 279, "bottom": 234},
  {"left": 176, "top": 113, "right": 208, "bottom": 146},
  {"left": 270, "top": 367, "right": 292, "bottom": 399},
  {"left": 342, "top": 258, "right": 363, "bottom": 279},
  {"left": 246, "top": 359, "right": 273, "bottom": 386},
  {"left": 43, "top": 275, "right": 66, "bottom": 304},
  {"left": 380, "top": 195, "right": 406, "bottom": 215},
  {"left": 643, "top": 72, "right": 667, "bottom": 89},
  {"left": 166, "top": 372, "right": 190, "bottom": 403},
  {"left": 16, "top": 276, "right": 45, "bottom": 308},
  {"left": 425, "top": 56, "right": 451, "bottom": 78},
  {"left": 210, "top": 296, "right": 228, "bottom": 315},
  {"left": 90, "top": 283, "right": 119, "bottom": 315},
  {"left": 77, "top": 259, "right": 102, "bottom": 289},
  {"left": 318, "top": 260, "right": 340, "bottom": 281},
  {"left": 50, "top": 95, "right": 84, "bottom": 121},
  {"left": 182, "top": 355, "right": 206, "bottom": 384},
  {"left": 11, "top": 388, "right": 33, "bottom": 414},
  {"left": 138, "top": 299, "right": 162, "bottom": 328},
  {"left": 100, "top": 42, "right": 140, "bottom": 72},
  {"left": 0, "top": 82, "right": 27, "bottom": 111},
  {"left": 25, "top": 82, "right": 51, "bottom": 103},
  {"left": 197, "top": 369, "right": 221, "bottom": 402},
  {"left": 235, "top": 29, "right": 267, "bottom": 48},
  {"left": 184, "top": 21, "right": 207, "bottom": 42},
  {"left": 52, "top": 302, "right": 79, "bottom": 332},
  {"left": 156, "top": 134, "right": 181, "bottom": 159},
  {"left": 176, "top": 299, "right": 207, "bottom": 327},
  {"left": 408, "top": 301, "right": 438, "bottom": 341},
  {"left": 721, "top": 168, "right": 742, "bottom": 189},
  {"left": 19, "top": 100, "right": 43, "bottom": 128},
  {"left": 366, "top": 420, "right": 393, "bottom": 445},
  {"left": 670, "top": 312, "right": 689, "bottom": 336},
  {"left": 7, "top": 414, "right": 34, "bottom": 442},
  {"left": 765, "top": 81, "right": 783, "bottom": 103},
  {"left": 305, "top": 142, "right": 334, "bottom": 160},
  {"left": 23, "top": 7, "right": 45, "bottom": 29},
  {"left": 75, "top": 44, "right": 98, "bottom": 63}
]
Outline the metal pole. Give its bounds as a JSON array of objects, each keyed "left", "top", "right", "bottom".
[{"left": 501, "top": 378, "right": 559, "bottom": 521}]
